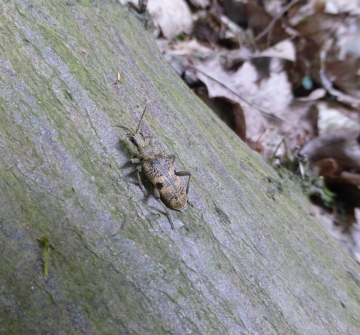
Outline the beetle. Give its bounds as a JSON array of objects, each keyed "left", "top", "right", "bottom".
[{"left": 116, "top": 106, "right": 191, "bottom": 229}]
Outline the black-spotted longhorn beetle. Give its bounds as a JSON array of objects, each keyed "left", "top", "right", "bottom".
[{"left": 116, "top": 106, "right": 191, "bottom": 229}]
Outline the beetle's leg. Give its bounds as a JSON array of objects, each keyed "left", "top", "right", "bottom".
[
  {"left": 134, "top": 165, "right": 145, "bottom": 192},
  {"left": 128, "top": 157, "right": 145, "bottom": 192},
  {"left": 176, "top": 170, "right": 193, "bottom": 206},
  {"left": 153, "top": 188, "right": 174, "bottom": 229},
  {"left": 176, "top": 171, "right": 191, "bottom": 194},
  {"left": 167, "top": 153, "right": 192, "bottom": 205}
]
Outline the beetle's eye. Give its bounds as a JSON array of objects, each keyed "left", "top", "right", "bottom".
[
  {"left": 140, "top": 132, "right": 145, "bottom": 140},
  {"left": 130, "top": 137, "right": 138, "bottom": 147}
]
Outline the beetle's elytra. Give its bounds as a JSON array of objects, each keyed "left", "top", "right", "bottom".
[{"left": 116, "top": 106, "right": 191, "bottom": 229}]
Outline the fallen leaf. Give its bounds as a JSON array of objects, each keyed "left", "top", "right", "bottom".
[
  {"left": 195, "top": 57, "right": 292, "bottom": 139},
  {"left": 188, "top": 0, "right": 210, "bottom": 8},
  {"left": 317, "top": 102, "right": 360, "bottom": 135},
  {"left": 259, "top": 39, "right": 296, "bottom": 61},
  {"left": 300, "top": 129, "right": 360, "bottom": 171},
  {"left": 148, "top": 0, "right": 192, "bottom": 39},
  {"left": 297, "top": 88, "right": 326, "bottom": 101}
]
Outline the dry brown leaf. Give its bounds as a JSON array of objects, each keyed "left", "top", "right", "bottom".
[
  {"left": 341, "top": 172, "right": 360, "bottom": 186},
  {"left": 246, "top": 0, "right": 289, "bottom": 46},
  {"left": 317, "top": 102, "right": 360, "bottom": 134},
  {"left": 194, "top": 87, "right": 246, "bottom": 140},
  {"left": 195, "top": 57, "right": 292, "bottom": 139},
  {"left": 321, "top": 0, "right": 360, "bottom": 15},
  {"left": 297, "top": 88, "right": 326, "bottom": 101},
  {"left": 193, "top": 12, "right": 224, "bottom": 46},
  {"left": 300, "top": 129, "right": 360, "bottom": 171},
  {"left": 188, "top": 0, "right": 210, "bottom": 8},
  {"left": 258, "top": 39, "right": 296, "bottom": 62},
  {"left": 324, "top": 55, "right": 360, "bottom": 101},
  {"left": 295, "top": 12, "right": 340, "bottom": 46},
  {"left": 147, "top": 0, "right": 192, "bottom": 39},
  {"left": 311, "top": 158, "right": 341, "bottom": 176}
]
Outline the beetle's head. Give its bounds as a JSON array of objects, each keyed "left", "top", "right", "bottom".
[
  {"left": 128, "top": 131, "right": 145, "bottom": 148},
  {"left": 114, "top": 105, "right": 149, "bottom": 148},
  {"left": 115, "top": 126, "right": 145, "bottom": 148}
]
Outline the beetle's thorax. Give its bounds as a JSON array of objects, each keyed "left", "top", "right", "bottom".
[
  {"left": 130, "top": 133, "right": 155, "bottom": 160},
  {"left": 137, "top": 143, "right": 155, "bottom": 160}
]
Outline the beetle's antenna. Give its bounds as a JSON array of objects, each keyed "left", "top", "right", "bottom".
[
  {"left": 135, "top": 105, "right": 148, "bottom": 133},
  {"left": 113, "top": 125, "right": 132, "bottom": 134}
]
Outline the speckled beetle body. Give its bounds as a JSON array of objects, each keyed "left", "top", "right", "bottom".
[
  {"left": 117, "top": 106, "right": 191, "bottom": 229},
  {"left": 143, "top": 153, "right": 188, "bottom": 211}
]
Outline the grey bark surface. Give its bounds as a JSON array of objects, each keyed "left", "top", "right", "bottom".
[{"left": 1, "top": 1, "right": 360, "bottom": 334}]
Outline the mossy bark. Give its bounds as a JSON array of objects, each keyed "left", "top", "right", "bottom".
[{"left": 1, "top": 1, "right": 360, "bottom": 334}]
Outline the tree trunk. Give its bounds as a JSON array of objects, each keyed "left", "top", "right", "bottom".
[{"left": 1, "top": 1, "right": 359, "bottom": 334}]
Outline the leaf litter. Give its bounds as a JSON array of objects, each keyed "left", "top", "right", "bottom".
[{"left": 122, "top": 0, "right": 360, "bottom": 263}]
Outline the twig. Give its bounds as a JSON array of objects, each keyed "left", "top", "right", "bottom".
[
  {"left": 193, "top": 66, "right": 286, "bottom": 123},
  {"left": 254, "top": 0, "right": 299, "bottom": 44}
]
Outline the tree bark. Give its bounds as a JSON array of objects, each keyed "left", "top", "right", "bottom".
[{"left": 1, "top": 1, "right": 359, "bottom": 334}]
